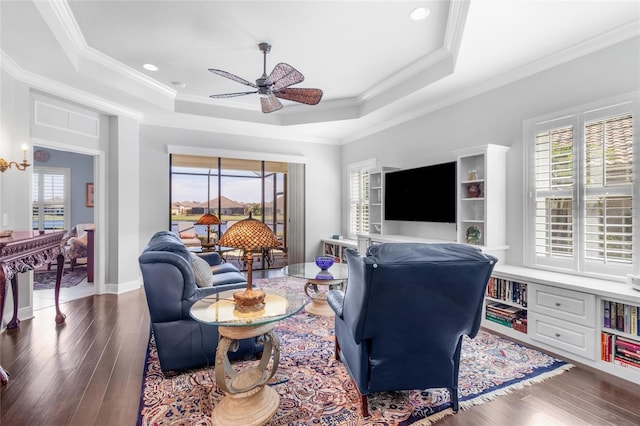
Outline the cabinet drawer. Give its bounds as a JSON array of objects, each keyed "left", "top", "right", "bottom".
[
  {"left": 529, "top": 311, "right": 596, "bottom": 359},
  {"left": 528, "top": 283, "right": 596, "bottom": 326}
]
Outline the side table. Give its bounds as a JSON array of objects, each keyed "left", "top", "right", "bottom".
[
  {"left": 190, "top": 288, "right": 305, "bottom": 425},
  {"left": 283, "top": 262, "right": 348, "bottom": 317}
]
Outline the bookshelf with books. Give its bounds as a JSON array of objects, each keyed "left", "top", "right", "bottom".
[
  {"left": 601, "top": 299, "right": 640, "bottom": 372},
  {"left": 321, "top": 238, "right": 357, "bottom": 263},
  {"left": 487, "top": 264, "right": 640, "bottom": 385},
  {"left": 483, "top": 276, "right": 528, "bottom": 338}
]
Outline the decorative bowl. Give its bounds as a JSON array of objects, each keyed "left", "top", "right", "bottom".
[{"left": 315, "top": 255, "right": 335, "bottom": 271}]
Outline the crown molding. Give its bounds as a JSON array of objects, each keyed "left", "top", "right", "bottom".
[
  {"left": 35, "top": 0, "right": 176, "bottom": 103},
  {"left": 32, "top": 0, "right": 85, "bottom": 69},
  {"left": 1, "top": 50, "right": 142, "bottom": 121},
  {"left": 342, "top": 24, "right": 640, "bottom": 145},
  {"left": 444, "top": 0, "right": 471, "bottom": 65},
  {"left": 167, "top": 144, "right": 308, "bottom": 164}
]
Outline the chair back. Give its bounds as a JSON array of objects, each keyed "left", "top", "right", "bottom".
[{"left": 342, "top": 242, "right": 497, "bottom": 392}]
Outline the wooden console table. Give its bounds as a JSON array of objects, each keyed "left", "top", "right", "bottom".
[{"left": 0, "top": 230, "right": 67, "bottom": 385}]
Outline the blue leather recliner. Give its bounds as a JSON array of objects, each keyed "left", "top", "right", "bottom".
[
  {"left": 138, "top": 231, "right": 261, "bottom": 374},
  {"left": 327, "top": 243, "right": 497, "bottom": 416}
]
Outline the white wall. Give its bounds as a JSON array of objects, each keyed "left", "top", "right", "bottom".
[
  {"left": 138, "top": 125, "right": 341, "bottom": 262},
  {"left": 0, "top": 69, "right": 32, "bottom": 327},
  {"left": 341, "top": 37, "right": 640, "bottom": 266}
]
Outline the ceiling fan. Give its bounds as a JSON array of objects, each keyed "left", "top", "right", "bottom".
[{"left": 209, "top": 43, "right": 323, "bottom": 113}]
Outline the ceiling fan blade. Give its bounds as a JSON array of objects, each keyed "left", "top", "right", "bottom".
[
  {"left": 266, "top": 63, "right": 304, "bottom": 91},
  {"left": 274, "top": 88, "right": 323, "bottom": 105},
  {"left": 260, "top": 94, "right": 283, "bottom": 113},
  {"left": 209, "top": 90, "right": 258, "bottom": 99},
  {"left": 208, "top": 69, "right": 257, "bottom": 88}
]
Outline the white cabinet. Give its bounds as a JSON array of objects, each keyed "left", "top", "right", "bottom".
[
  {"left": 455, "top": 144, "right": 509, "bottom": 260},
  {"left": 484, "top": 264, "right": 640, "bottom": 385},
  {"left": 366, "top": 167, "right": 398, "bottom": 236},
  {"left": 528, "top": 283, "right": 597, "bottom": 360}
]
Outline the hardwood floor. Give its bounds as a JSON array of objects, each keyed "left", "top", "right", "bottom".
[{"left": 2, "top": 268, "right": 640, "bottom": 425}]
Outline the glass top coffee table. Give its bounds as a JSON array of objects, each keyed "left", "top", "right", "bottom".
[
  {"left": 190, "top": 288, "right": 305, "bottom": 426},
  {"left": 283, "top": 262, "right": 349, "bottom": 317}
]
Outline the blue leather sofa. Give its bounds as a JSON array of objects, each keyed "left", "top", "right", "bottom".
[
  {"left": 138, "top": 231, "right": 260, "bottom": 374},
  {"left": 327, "top": 243, "right": 497, "bottom": 416}
]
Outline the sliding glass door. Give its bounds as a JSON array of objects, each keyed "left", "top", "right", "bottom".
[{"left": 170, "top": 155, "right": 290, "bottom": 270}]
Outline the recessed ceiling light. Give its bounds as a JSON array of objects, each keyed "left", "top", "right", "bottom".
[
  {"left": 143, "top": 63, "right": 158, "bottom": 72},
  {"left": 410, "top": 6, "right": 430, "bottom": 20}
]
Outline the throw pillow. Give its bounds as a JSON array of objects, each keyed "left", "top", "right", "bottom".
[
  {"left": 190, "top": 253, "right": 214, "bottom": 287},
  {"left": 180, "top": 231, "right": 197, "bottom": 239}
]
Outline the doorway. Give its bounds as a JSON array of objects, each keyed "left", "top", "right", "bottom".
[{"left": 31, "top": 146, "right": 95, "bottom": 310}]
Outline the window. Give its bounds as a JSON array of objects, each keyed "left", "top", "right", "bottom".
[
  {"left": 348, "top": 159, "right": 375, "bottom": 239},
  {"left": 525, "top": 95, "right": 638, "bottom": 279},
  {"left": 169, "top": 155, "right": 289, "bottom": 270},
  {"left": 32, "top": 167, "right": 70, "bottom": 231}
]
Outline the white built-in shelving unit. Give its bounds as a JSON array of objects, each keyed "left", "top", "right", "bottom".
[
  {"left": 455, "top": 144, "right": 510, "bottom": 261},
  {"left": 366, "top": 167, "right": 398, "bottom": 237}
]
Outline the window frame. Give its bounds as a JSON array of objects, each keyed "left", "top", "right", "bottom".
[
  {"left": 524, "top": 93, "right": 639, "bottom": 280},
  {"left": 347, "top": 158, "right": 376, "bottom": 240},
  {"left": 32, "top": 167, "right": 71, "bottom": 232}
]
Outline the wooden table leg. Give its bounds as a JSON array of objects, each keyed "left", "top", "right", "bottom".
[
  {"left": 0, "top": 270, "right": 7, "bottom": 385},
  {"left": 7, "top": 276, "right": 20, "bottom": 329},
  {"left": 54, "top": 253, "right": 66, "bottom": 325}
]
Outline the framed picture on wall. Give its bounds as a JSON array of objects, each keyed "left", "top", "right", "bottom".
[{"left": 86, "top": 183, "right": 94, "bottom": 207}]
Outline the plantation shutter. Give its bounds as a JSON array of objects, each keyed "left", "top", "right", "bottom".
[
  {"left": 32, "top": 168, "right": 68, "bottom": 231},
  {"left": 534, "top": 126, "right": 574, "bottom": 259},
  {"left": 348, "top": 168, "right": 370, "bottom": 238},
  {"left": 584, "top": 114, "right": 633, "bottom": 264}
]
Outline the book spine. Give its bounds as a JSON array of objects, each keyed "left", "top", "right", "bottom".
[
  {"left": 631, "top": 306, "right": 638, "bottom": 336},
  {"left": 613, "top": 355, "right": 640, "bottom": 369},
  {"left": 624, "top": 305, "right": 631, "bottom": 334},
  {"left": 617, "top": 303, "right": 624, "bottom": 331},
  {"left": 601, "top": 332, "right": 612, "bottom": 362},
  {"left": 615, "top": 337, "right": 640, "bottom": 352},
  {"left": 604, "top": 301, "right": 611, "bottom": 329},
  {"left": 485, "top": 314, "right": 513, "bottom": 328},
  {"left": 611, "top": 302, "right": 617, "bottom": 332},
  {"left": 616, "top": 347, "right": 640, "bottom": 361}
]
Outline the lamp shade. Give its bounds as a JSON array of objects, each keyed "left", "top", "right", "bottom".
[
  {"left": 195, "top": 213, "right": 221, "bottom": 225},
  {"left": 219, "top": 213, "right": 279, "bottom": 311},
  {"left": 219, "top": 214, "right": 279, "bottom": 250}
]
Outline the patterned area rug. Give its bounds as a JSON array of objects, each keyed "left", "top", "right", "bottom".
[
  {"left": 33, "top": 266, "right": 88, "bottom": 290},
  {"left": 137, "top": 276, "right": 573, "bottom": 425}
]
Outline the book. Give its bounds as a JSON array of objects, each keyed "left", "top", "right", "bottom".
[
  {"left": 485, "top": 314, "right": 513, "bottom": 328},
  {"left": 616, "top": 347, "right": 640, "bottom": 361},
  {"left": 631, "top": 306, "right": 638, "bottom": 336},
  {"left": 617, "top": 302, "right": 624, "bottom": 331},
  {"left": 624, "top": 304, "right": 631, "bottom": 334},
  {"left": 611, "top": 302, "right": 617, "bottom": 331},
  {"left": 615, "top": 336, "right": 640, "bottom": 352},
  {"left": 604, "top": 301, "right": 611, "bottom": 328},
  {"left": 601, "top": 332, "right": 612, "bottom": 362},
  {"left": 613, "top": 356, "right": 640, "bottom": 369}
]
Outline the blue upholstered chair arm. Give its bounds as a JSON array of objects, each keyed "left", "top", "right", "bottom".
[{"left": 327, "top": 289, "right": 345, "bottom": 319}]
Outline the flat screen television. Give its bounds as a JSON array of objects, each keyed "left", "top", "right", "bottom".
[{"left": 384, "top": 161, "right": 457, "bottom": 223}]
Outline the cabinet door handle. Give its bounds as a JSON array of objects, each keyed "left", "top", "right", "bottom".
[
  {"left": 555, "top": 302, "right": 561, "bottom": 307},
  {"left": 555, "top": 333, "right": 561, "bottom": 337}
]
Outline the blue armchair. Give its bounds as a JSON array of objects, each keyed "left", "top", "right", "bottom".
[
  {"left": 138, "top": 231, "right": 261, "bottom": 374},
  {"left": 327, "top": 243, "right": 497, "bottom": 416}
]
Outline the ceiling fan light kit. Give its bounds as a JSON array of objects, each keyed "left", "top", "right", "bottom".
[{"left": 209, "top": 43, "right": 323, "bottom": 113}]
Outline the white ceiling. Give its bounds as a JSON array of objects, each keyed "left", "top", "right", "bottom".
[{"left": 1, "top": 1, "right": 639, "bottom": 145}]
